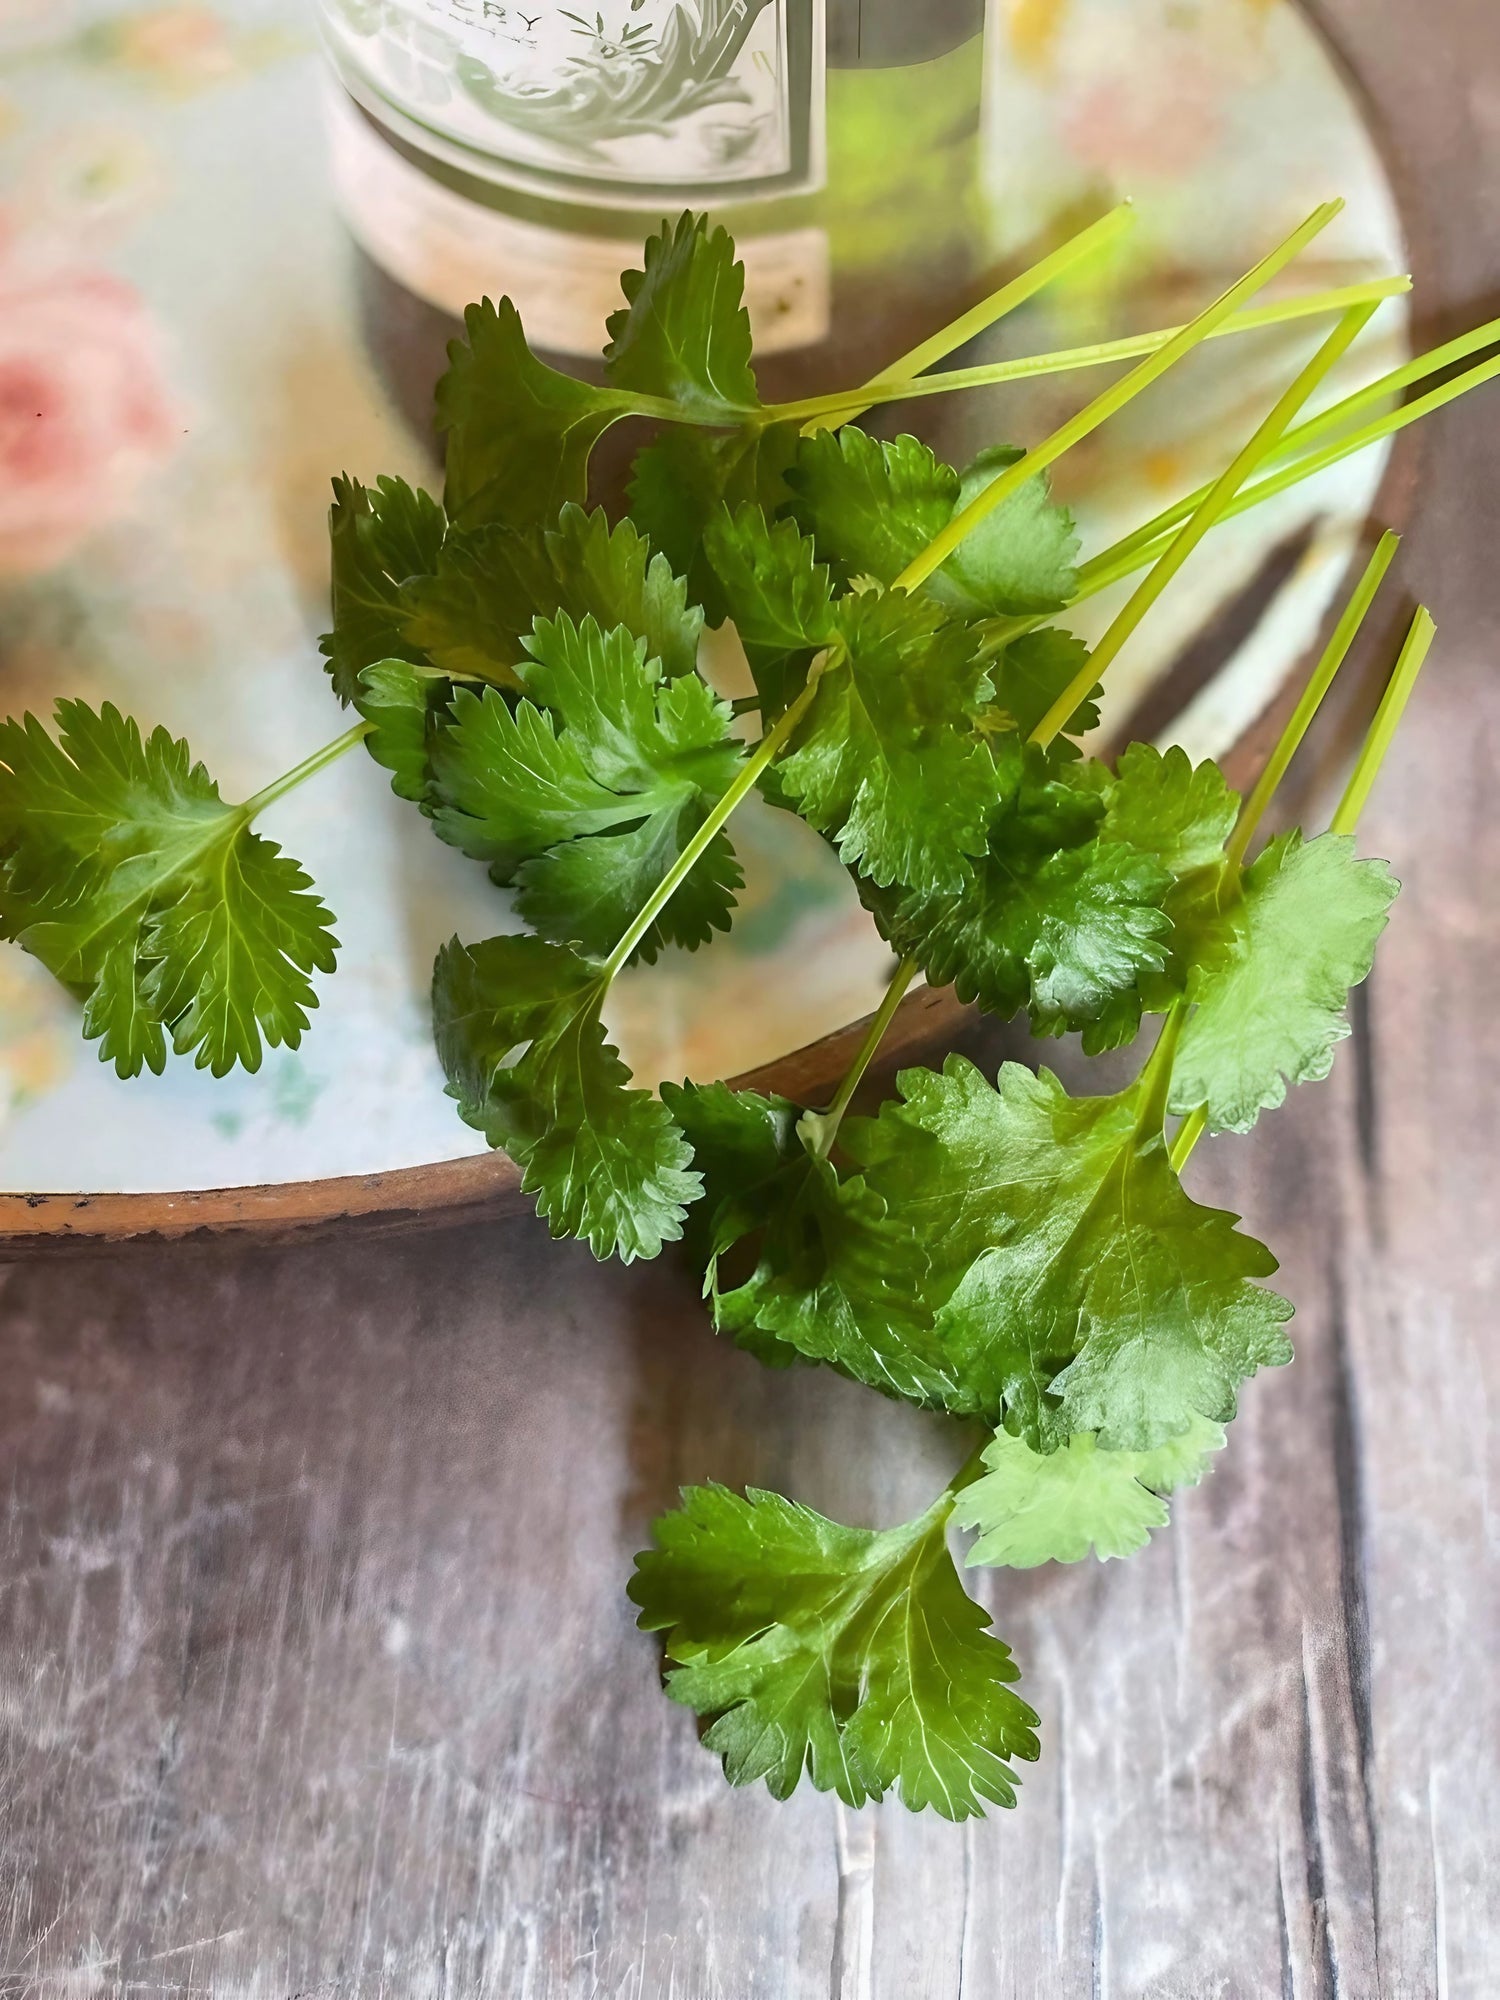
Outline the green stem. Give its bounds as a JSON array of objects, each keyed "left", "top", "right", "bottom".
[
  {"left": 1075, "top": 340, "right": 1500, "bottom": 608},
  {"left": 1226, "top": 530, "right": 1400, "bottom": 871},
  {"left": 1032, "top": 333, "right": 1500, "bottom": 631},
  {"left": 1330, "top": 605, "right": 1437, "bottom": 835},
  {"left": 1136, "top": 1004, "right": 1186, "bottom": 1138},
  {"left": 1169, "top": 1105, "right": 1209, "bottom": 1173},
  {"left": 239, "top": 721, "right": 373, "bottom": 820},
  {"left": 1215, "top": 346, "right": 1500, "bottom": 534},
  {"left": 801, "top": 956, "right": 918, "bottom": 1162},
  {"left": 1262, "top": 306, "right": 1500, "bottom": 475},
  {"left": 1030, "top": 301, "right": 1376, "bottom": 749},
  {"left": 944, "top": 1440, "right": 992, "bottom": 1504},
  {"left": 785, "top": 204, "right": 1136, "bottom": 435},
  {"left": 602, "top": 672, "right": 822, "bottom": 981},
  {"left": 766, "top": 275, "right": 1410, "bottom": 427},
  {"left": 631, "top": 391, "right": 761, "bottom": 429},
  {"left": 1080, "top": 311, "right": 1500, "bottom": 591},
  {"left": 893, "top": 202, "right": 1345, "bottom": 597}
]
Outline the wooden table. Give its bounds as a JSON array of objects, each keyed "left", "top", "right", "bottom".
[{"left": 3, "top": 1, "right": 1497, "bottom": 1992}]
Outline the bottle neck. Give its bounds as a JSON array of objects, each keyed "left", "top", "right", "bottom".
[{"left": 827, "top": 0, "right": 987, "bottom": 68}]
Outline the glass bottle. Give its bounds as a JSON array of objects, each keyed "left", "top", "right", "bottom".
[{"left": 318, "top": 0, "right": 991, "bottom": 440}]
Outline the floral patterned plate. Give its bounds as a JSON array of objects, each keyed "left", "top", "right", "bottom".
[{"left": 0, "top": 0, "right": 1408, "bottom": 1234}]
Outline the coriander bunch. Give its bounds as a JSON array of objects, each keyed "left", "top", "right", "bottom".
[{"left": 0, "top": 206, "right": 1479, "bottom": 1819}]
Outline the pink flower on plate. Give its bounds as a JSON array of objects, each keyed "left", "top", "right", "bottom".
[
  {"left": 1057, "top": 49, "right": 1229, "bottom": 182},
  {"left": 0, "top": 245, "right": 180, "bottom": 576},
  {"left": 88, "top": 6, "right": 240, "bottom": 92}
]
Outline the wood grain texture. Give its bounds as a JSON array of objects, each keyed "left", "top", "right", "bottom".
[{"left": 2, "top": 1, "right": 1498, "bottom": 1993}]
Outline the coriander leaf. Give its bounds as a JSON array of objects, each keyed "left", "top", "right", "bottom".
[
  {"left": 714, "top": 1151, "right": 943, "bottom": 1398},
  {"left": 776, "top": 589, "right": 995, "bottom": 895},
  {"left": 783, "top": 432, "right": 1077, "bottom": 618},
  {"left": 663, "top": 1078, "right": 964, "bottom": 1404},
  {"left": 1066, "top": 741, "right": 1241, "bottom": 1053},
  {"left": 354, "top": 660, "right": 453, "bottom": 805},
  {"left": 401, "top": 521, "right": 555, "bottom": 688},
  {"left": 954, "top": 1413, "right": 1226, "bottom": 1568},
  {"left": 928, "top": 446, "right": 1079, "bottom": 619},
  {"left": 603, "top": 212, "right": 758, "bottom": 419},
  {"left": 960, "top": 1434, "right": 1166, "bottom": 1567},
  {"left": 1135, "top": 1412, "right": 1231, "bottom": 1492},
  {"left": 658, "top": 1077, "right": 802, "bottom": 1267},
  {"left": 432, "top": 931, "right": 698, "bottom": 1260},
  {"left": 630, "top": 1482, "right": 1040, "bottom": 1819},
  {"left": 1169, "top": 829, "right": 1398, "bottom": 1133},
  {"left": 988, "top": 629, "right": 1100, "bottom": 750},
  {"left": 515, "top": 803, "right": 741, "bottom": 964},
  {"left": 429, "top": 615, "right": 743, "bottom": 960},
  {"left": 145, "top": 840, "right": 335, "bottom": 1076},
  {"left": 545, "top": 503, "right": 704, "bottom": 679},
  {"left": 0, "top": 702, "right": 336, "bottom": 1077},
  {"left": 629, "top": 420, "right": 799, "bottom": 623},
  {"left": 840, "top": 1055, "right": 1293, "bottom": 1450},
  {"left": 629, "top": 427, "right": 728, "bottom": 610},
  {"left": 430, "top": 686, "right": 623, "bottom": 878},
  {"left": 437, "top": 297, "right": 633, "bottom": 532},
  {"left": 519, "top": 611, "right": 731, "bottom": 789},
  {"left": 1096, "top": 744, "right": 1240, "bottom": 1040},
  {"left": 1105, "top": 742, "right": 1239, "bottom": 876},
  {"left": 701, "top": 504, "right": 836, "bottom": 718},
  {"left": 321, "top": 474, "right": 445, "bottom": 704},
  {"left": 869, "top": 740, "right": 1172, "bottom": 1036},
  {"left": 784, "top": 426, "right": 957, "bottom": 588},
  {"left": 404, "top": 501, "right": 705, "bottom": 689}
]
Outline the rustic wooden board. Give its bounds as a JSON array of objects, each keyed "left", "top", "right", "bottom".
[{"left": 1, "top": 0, "right": 1497, "bottom": 1993}]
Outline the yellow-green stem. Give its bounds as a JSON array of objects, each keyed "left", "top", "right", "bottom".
[
  {"left": 1330, "top": 606, "right": 1437, "bottom": 835},
  {"left": 1034, "top": 329, "right": 1500, "bottom": 640},
  {"left": 1226, "top": 530, "right": 1401, "bottom": 871},
  {"left": 1169, "top": 1105, "right": 1209, "bottom": 1173},
  {"left": 892, "top": 202, "right": 1344, "bottom": 597},
  {"left": 792, "top": 204, "right": 1135, "bottom": 435},
  {"left": 1212, "top": 347, "right": 1500, "bottom": 539},
  {"left": 1257, "top": 304, "right": 1500, "bottom": 476},
  {"left": 1030, "top": 301, "right": 1376, "bottom": 749},
  {"left": 1137, "top": 1005, "right": 1187, "bottom": 1137},
  {"left": 769, "top": 275, "right": 1410, "bottom": 427},
  {"left": 1081, "top": 311, "right": 1500, "bottom": 587},
  {"left": 240, "top": 721, "right": 373, "bottom": 819},
  {"left": 801, "top": 956, "right": 918, "bottom": 1162}
]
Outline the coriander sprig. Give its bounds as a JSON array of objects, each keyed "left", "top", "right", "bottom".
[
  {"left": 0, "top": 207, "right": 1487, "bottom": 1825},
  {"left": 0, "top": 706, "right": 369, "bottom": 1077}
]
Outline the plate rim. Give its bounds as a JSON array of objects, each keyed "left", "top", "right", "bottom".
[{"left": 0, "top": 984, "right": 969, "bottom": 1256}]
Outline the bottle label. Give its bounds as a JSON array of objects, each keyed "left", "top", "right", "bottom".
[
  {"left": 327, "top": 82, "right": 830, "bottom": 352},
  {"left": 320, "top": 0, "right": 824, "bottom": 204}
]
